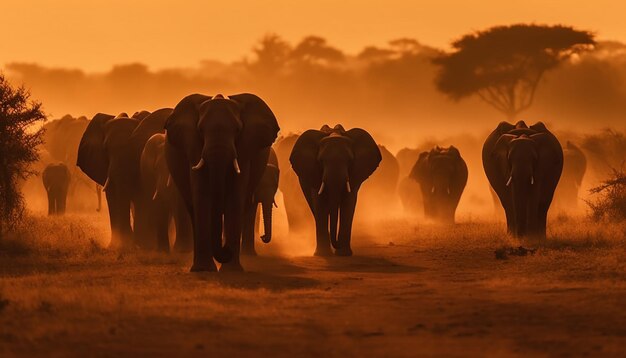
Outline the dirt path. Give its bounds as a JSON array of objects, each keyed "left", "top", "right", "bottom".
[{"left": 1, "top": 220, "right": 625, "bottom": 357}]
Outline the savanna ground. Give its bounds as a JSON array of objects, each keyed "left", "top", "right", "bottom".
[{"left": 1, "top": 211, "right": 625, "bottom": 357}]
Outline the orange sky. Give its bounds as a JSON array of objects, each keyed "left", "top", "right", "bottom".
[{"left": 1, "top": 0, "right": 624, "bottom": 71}]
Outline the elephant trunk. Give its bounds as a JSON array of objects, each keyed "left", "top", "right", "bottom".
[
  {"left": 329, "top": 202, "right": 339, "bottom": 249},
  {"left": 260, "top": 201, "right": 272, "bottom": 243},
  {"left": 207, "top": 158, "right": 233, "bottom": 264},
  {"left": 510, "top": 167, "right": 536, "bottom": 237}
]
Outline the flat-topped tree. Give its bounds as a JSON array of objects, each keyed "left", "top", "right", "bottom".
[{"left": 434, "top": 24, "right": 595, "bottom": 119}]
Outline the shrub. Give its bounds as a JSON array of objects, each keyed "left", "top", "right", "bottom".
[{"left": 586, "top": 167, "right": 626, "bottom": 222}]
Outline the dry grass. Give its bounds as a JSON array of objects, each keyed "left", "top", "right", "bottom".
[{"left": 1, "top": 213, "right": 625, "bottom": 357}]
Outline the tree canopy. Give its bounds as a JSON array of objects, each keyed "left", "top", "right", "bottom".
[
  {"left": 434, "top": 24, "right": 595, "bottom": 119},
  {"left": 0, "top": 74, "right": 45, "bottom": 235}
]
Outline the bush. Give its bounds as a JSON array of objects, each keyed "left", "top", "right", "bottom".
[
  {"left": 586, "top": 167, "right": 626, "bottom": 221},
  {"left": 0, "top": 73, "right": 45, "bottom": 238}
]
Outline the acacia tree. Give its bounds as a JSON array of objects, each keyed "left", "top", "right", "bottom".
[
  {"left": 434, "top": 24, "right": 595, "bottom": 119},
  {"left": 0, "top": 74, "right": 45, "bottom": 238},
  {"left": 249, "top": 33, "right": 292, "bottom": 76},
  {"left": 290, "top": 36, "right": 345, "bottom": 66}
]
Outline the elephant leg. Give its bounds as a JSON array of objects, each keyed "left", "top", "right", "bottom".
[
  {"left": 133, "top": 198, "right": 154, "bottom": 250},
  {"left": 190, "top": 174, "right": 217, "bottom": 272},
  {"left": 222, "top": 175, "right": 247, "bottom": 271},
  {"left": 118, "top": 199, "right": 134, "bottom": 248},
  {"left": 241, "top": 148, "right": 270, "bottom": 255},
  {"left": 313, "top": 191, "right": 332, "bottom": 256},
  {"left": 336, "top": 192, "right": 358, "bottom": 256},
  {"left": 58, "top": 187, "right": 68, "bottom": 215},
  {"left": 155, "top": 201, "right": 170, "bottom": 253},
  {"left": 241, "top": 202, "right": 258, "bottom": 256},
  {"left": 173, "top": 194, "right": 193, "bottom": 253},
  {"left": 46, "top": 190, "right": 55, "bottom": 216},
  {"left": 105, "top": 191, "right": 122, "bottom": 248},
  {"left": 96, "top": 185, "right": 102, "bottom": 212},
  {"left": 502, "top": 200, "right": 514, "bottom": 234},
  {"left": 535, "top": 201, "right": 550, "bottom": 240}
]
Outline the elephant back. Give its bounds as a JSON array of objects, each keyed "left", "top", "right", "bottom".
[{"left": 130, "top": 108, "right": 174, "bottom": 167}]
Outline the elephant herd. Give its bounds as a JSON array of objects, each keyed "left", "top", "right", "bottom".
[{"left": 33, "top": 92, "right": 587, "bottom": 272}]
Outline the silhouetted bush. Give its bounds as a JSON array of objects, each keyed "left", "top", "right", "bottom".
[
  {"left": 0, "top": 74, "right": 45, "bottom": 238},
  {"left": 586, "top": 168, "right": 626, "bottom": 222}
]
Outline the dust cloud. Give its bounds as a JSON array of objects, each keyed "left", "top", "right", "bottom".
[{"left": 10, "top": 35, "right": 626, "bottom": 255}]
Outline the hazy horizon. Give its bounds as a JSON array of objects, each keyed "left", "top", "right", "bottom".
[{"left": 2, "top": 0, "right": 626, "bottom": 71}]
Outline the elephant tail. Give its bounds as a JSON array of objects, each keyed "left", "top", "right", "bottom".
[{"left": 329, "top": 205, "right": 339, "bottom": 249}]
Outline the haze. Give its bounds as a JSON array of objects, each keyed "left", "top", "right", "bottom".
[{"left": 2, "top": 0, "right": 625, "bottom": 71}]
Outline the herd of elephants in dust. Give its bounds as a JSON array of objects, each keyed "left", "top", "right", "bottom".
[{"left": 33, "top": 93, "right": 587, "bottom": 272}]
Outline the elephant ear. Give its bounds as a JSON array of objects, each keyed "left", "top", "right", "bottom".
[
  {"left": 77, "top": 113, "right": 115, "bottom": 185},
  {"left": 345, "top": 128, "right": 382, "bottom": 186},
  {"left": 229, "top": 93, "right": 280, "bottom": 157},
  {"left": 290, "top": 130, "right": 327, "bottom": 189},
  {"left": 530, "top": 132, "right": 564, "bottom": 169},
  {"left": 493, "top": 134, "right": 517, "bottom": 160}
]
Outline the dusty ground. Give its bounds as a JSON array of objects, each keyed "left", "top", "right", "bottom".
[{"left": 1, "top": 213, "right": 625, "bottom": 357}]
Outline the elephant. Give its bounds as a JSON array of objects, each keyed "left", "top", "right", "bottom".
[
  {"left": 164, "top": 93, "right": 280, "bottom": 272},
  {"left": 409, "top": 146, "right": 468, "bottom": 224},
  {"left": 247, "top": 147, "right": 280, "bottom": 254},
  {"left": 139, "top": 133, "right": 193, "bottom": 252},
  {"left": 359, "top": 145, "right": 400, "bottom": 215},
  {"left": 274, "top": 134, "right": 314, "bottom": 234},
  {"left": 552, "top": 141, "right": 586, "bottom": 212},
  {"left": 483, "top": 121, "right": 563, "bottom": 238},
  {"left": 42, "top": 163, "right": 71, "bottom": 215},
  {"left": 290, "top": 124, "right": 381, "bottom": 256},
  {"left": 77, "top": 109, "right": 171, "bottom": 248}
]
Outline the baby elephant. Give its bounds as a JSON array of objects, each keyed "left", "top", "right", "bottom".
[
  {"left": 409, "top": 146, "right": 468, "bottom": 224},
  {"left": 242, "top": 148, "right": 280, "bottom": 255},
  {"left": 42, "top": 163, "right": 71, "bottom": 215}
]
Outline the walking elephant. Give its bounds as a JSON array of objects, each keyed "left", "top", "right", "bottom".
[
  {"left": 247, "top": 147, "right": 280, "bottom": 254},
  {"left": 274, "top": 134, "right": 313, "bottom": 234},
  {"left": 42, "top": 163, "right": 71, "bottom": 215},
  {"left": 290, "top": 125, "right": 381, "bottom": 256},
  {"left": 409, "top": 146, "right": 468, "bottom": 223},
  {"left": 483, "top": 121, "right": 563, "bottom": 238},
  {"left": 140, "top": 133, "right": 193, "bottom": 252},
  {"left": 552, "top": 141, "right": 586, "bottom": 212},
  {"left": 77, "top": 109, "right": 170, "bottom": 248},
  {"left": 164, "top": 93, "right": 280, "bottom": 272}
]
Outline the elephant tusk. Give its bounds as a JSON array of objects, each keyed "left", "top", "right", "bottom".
[
  {"left": 506, "top": 176, "right": 513, "bottom": 187},
  {"left": 346, "top": 180, "right": 351, "bottom": 193},
  {"left": 192, "top": 158, "right": 205, "bottom": 171},
  {"left": 318, "top": 182, "right": 325, "bottom": 195},
  {"left": 233, "top": 158, "right": 241, "bottom": 174},
  {"left": 152, "top": 191, "right": 158, "bottom": 201},
  {"left": 166, "top": 175, "right": 172, "bottom": 188},
  {"left": 273, "top": 200, "right": 278, "bottom": 208},
  {"left": 102, "top": 177, "right": 110, "bottom": 192},
  {"left": 530, "top": 176, "right": 535, "bottom": 185}
]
